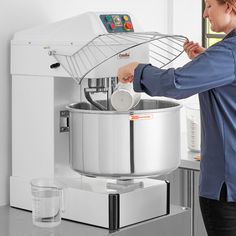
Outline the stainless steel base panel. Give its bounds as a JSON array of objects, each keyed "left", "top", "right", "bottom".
[
  {"left": 112, "top": 205, "right": 191, "bottom": 236},
  {"left": 56, "top": 178, "right": 170, "bottom": 230}
]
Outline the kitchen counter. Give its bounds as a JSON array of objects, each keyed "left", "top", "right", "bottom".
[{"left": 0, "top": 205, "right": 190, "bottom": 236}]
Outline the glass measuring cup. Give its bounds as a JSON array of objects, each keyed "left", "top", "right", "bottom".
[
  {"left": 31, "top": 178, "right": 64, "bottom": 228},
  {"left": 185, "top": 103, "right": 201, "bottom": 152}
]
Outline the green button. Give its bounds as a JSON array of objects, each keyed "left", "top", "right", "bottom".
[{"left": 105, "top": 15, "right": 112, "bottom": 22}]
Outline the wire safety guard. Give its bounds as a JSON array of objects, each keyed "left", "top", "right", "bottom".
[{"left": 48, "top": 32, "right": 188, "bottom": 84}]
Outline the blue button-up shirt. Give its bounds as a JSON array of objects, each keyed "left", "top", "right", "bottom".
[{"left": 133, "top": 29, "right": 236, "bottom": 202}]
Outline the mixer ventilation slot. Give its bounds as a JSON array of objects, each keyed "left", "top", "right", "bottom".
[{"left": 49, "top": 32, "right": 187, "bottom": 84}]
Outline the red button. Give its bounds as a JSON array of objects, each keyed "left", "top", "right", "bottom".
[
  {"left": 124, "top": 22, "right": 133, "bottom": 30},
  {"left": 110, "top": 23, "right": 116, "bottom": 30}
]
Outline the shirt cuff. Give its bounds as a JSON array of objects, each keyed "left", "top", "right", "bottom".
[{"left": 133, "top": 64, "right": 151, "bottom": 92}]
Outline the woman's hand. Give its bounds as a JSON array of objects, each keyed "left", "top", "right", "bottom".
[
  {"left": 117, "top": 62, "right": 139, "bottom": 83},
  {"left": 183, "top": 40, "right": 205, "bottom": 60}
]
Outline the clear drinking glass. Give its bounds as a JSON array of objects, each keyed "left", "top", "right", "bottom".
[{"left": 31, "top": 178, "right": 64, "bottom": 228}]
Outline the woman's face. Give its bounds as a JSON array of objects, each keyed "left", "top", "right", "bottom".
[{"left": 203, "top": 0, "right": 231, "bottom": 33}]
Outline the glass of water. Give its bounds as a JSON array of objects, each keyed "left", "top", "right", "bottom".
[{"left": 31, "top": 178, "right": 64, "bottom": 228}]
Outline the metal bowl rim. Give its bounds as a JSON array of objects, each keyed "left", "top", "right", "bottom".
[{"left": 66, "top": 99, "right": 183, "bottom": 114}]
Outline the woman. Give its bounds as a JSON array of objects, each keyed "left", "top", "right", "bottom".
[{"left": 117, "top": 0, "right": 236, "bottom": 235}]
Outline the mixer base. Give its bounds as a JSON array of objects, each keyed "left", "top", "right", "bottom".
[{"left": 10, "top": 176, "right": 170, "bottom": 230}]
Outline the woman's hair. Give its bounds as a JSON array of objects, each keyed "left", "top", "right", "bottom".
[{"left": 216, "top": 0, "right": 236, "bottom": 13}]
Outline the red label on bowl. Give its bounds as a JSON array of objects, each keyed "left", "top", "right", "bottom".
[{"left": 129, "top": 114, "right": 153, "bottom": 121}]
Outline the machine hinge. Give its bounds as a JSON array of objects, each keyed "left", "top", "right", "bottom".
[{"left": 60, "top": 110, "right": 70, "bottom": 132}]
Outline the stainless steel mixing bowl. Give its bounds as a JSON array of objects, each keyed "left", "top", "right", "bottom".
[{"left": 67, "top": 99, "right": 182, "bottom": 178}]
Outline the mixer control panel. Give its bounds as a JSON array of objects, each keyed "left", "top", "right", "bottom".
[{"left": 100, "top": 14, "right": 134, "bottom": 33}]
